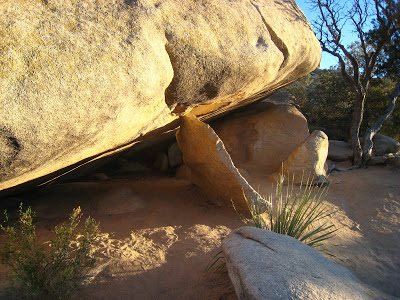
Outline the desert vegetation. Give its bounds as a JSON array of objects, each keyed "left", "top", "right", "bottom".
[
  {"left": 244, "top": 174, "right": 337, "bottom": 250},
  {"left": 0, "top": 205, "right": 100, "bottom": 299},
  {"left": 285, "top": 70, "right": 399, "bottom": 141},
  {"left": 288, "top": 0, "right": 400, "bottom": 166}
]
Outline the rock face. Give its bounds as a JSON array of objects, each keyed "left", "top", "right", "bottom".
[
  {"left": 0, "top": 0, "right": 320, "bottom": 192},
  {"left": 212, "top": 96, "right": 330, "bottom": 183},
  {"left": 280, "top": 130, "right": 329, "bottom": 183},
  {"left": 372, "top": 134, "right": 400, "bottom": 156},
  {"left": 222, "top": 226, "right": 392, "bottom": 300},
  {"left": 212, "top": 99, "right": 310, "bottom": 174},
  {"left": 328, "top": 140, "right": 353, "bottom": 162},
  {"left": 176, "top": 115, "right": 264, "bottom": 214}
]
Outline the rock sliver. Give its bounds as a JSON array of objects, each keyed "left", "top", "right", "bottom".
[
  {"left": 222, "top": 226, "right": 395, "bottom": 300},
  {"left": 176, "top": 115, "right": 266, "bottom": 215},
  {"left": 0, "top": 0, "right": 320, "bottom": 192}
]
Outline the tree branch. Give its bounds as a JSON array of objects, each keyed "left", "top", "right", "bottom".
[
  {"left": 350, "top": 0, "right": 370, "bottom": 69},
  {"left": 362, "top": 79, "right": 400, "bottom": 165}
]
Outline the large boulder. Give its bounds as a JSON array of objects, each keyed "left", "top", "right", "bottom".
[
  {"left": 222, "top": 226, "right": 393, "bottom": 300},
  {"left": 372, "top": 134, "right": 400, "bottom": 156},
  {"left": 0, "top": 0, "right": 320, "bottom": 192},
  {"left": 280, "top": 130, "right": 329, "bottom": 183},
  {"left": 212, "top": 97, "right": 310, "bottom": 174},
  {"left": 176, "top": 115, "right": 264, "bottom": 214}
]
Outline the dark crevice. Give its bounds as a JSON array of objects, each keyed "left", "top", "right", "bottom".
[
  {"left": 164, "top": 43, "right": 179, "bottom": 109},
  {"left": 0, "top": 128, "right": 21, "bottom": 176},
  {"left": 256, "top": 36, "right": 268, "bottom": 49},
  {"left": 124, "top": 0, "right": 138, "bottom": 6},
  {"left": 250, "top": 1, "right": 289, "bottom": 71},
  {"left": 199, "top": 82, "right": 219, "bottom": 99}
]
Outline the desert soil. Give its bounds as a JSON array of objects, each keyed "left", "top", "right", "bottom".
[{"left": 0, "top": 165, "right": 399, "bottom": 299}]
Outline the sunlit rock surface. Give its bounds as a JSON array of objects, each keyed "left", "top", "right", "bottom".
[
  {"left": 223, "top": 227, "right": 393, "bottom": 300},
  {"left": 176, "top": 115, "right": 263, "bottom": 215},
  {"left": 280, "top": 130, "right": 329, "bottom": 183},
  {"left": 212, "top": 94, "right": 310, "bottom": 175},
  {"left": 0, "top": 0, "right": 320, "bottom": 191}
]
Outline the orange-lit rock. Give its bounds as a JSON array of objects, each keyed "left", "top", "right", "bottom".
[
  {"left": 212, "top": 93, "right": 310, "bottom": 175},
  {"left": 280, "top": 130, "right": 329, "bottom": 183},
  {"left": 176, "top": 115, "right": 264, "bottom": 214},
  {"left": 0, "top": 0, "right": 320, "bottom": 191}
]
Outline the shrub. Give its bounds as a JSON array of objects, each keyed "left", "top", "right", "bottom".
[{"left": 0, "top": 204, "right": 100, "bottom": 299}]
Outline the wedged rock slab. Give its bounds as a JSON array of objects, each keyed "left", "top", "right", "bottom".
[
  {"left": 0, "top": 0, "right": 320, "bottom": 192},
  {"left": 176, "top": 115, "right": 264, "bottom": 214},
  {"left": 222, "top": 226, "right": 394, "bottom": 300}
]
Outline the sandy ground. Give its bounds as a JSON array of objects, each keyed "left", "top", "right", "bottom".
[{"left": 0, "top": 165, "right": 399, "bottom": 299}]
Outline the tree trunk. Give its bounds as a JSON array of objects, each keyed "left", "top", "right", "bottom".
[
  {"left": 362, "top": 80, "right": 400, "bottom": 166},
  {"left": 350, "top": 92, "right": 366, "bottom": 165}
]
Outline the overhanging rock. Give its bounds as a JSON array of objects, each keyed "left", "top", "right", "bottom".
[{"left": 0, "top": 0, "right": 321, "bottom": 192}]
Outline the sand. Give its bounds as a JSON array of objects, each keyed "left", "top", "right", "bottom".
[{"left": 0, "top": 165, "right": 399, "bottom": 299}]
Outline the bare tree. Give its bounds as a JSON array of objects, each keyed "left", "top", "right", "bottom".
[
  {"left": 362, "top": 80, "right": 400, "bottom": 164},
  {"left": 312, "top": 0, "right": 399, "bottom": 166}
]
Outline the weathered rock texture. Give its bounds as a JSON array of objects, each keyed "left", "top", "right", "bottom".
[
  {"left": 280, "top": 130, "right": 329, "bottom": 183},
  {"left": 222, "top": 226, "right": 393, "bottom": 300},
  {"left": 176, "top": 115, "right": 264, "bottom": 214},
  {"left": 212, "top": 98, "right": 310, "bottom": 174},
  {"left": 0, "top": 0, "right": 320, "bottom": 191}
]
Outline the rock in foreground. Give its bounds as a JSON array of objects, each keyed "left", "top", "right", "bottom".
[
  {"left": 0, "top": 0, "right": 320, "bottom": 192},
  {"left": 222, "top": 226, "right": 393, "bottom": 300}
]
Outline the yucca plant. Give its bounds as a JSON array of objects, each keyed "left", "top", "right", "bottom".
[
  {"left": 245, "top": 173, "right": 337, "bottom": 249},
  {"left": 207, "top": 173, "right": 336, "bottom": 276}
]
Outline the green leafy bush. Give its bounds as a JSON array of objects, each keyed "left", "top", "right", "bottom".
[{"left": 0, "top": 204, "right": 100, "bottom": 299}]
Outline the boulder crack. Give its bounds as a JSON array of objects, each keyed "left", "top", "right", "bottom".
[
  {"left": 238, "top": 231, "right": 277, "bottom": 252},
  {"left": 163, "top": 42, "right": 179, "bottom": 111},
  {"left": 250, "top": 1, "right": 289, "bottom": 71}
]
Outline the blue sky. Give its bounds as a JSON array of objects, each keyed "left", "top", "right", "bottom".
[{"left": 295, "top": 0, "right": 361, "bottom": 69}]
